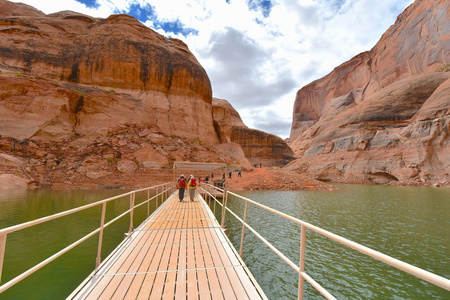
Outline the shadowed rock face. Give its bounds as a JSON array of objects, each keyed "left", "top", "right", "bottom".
[
  {"left": 213, "top": 98, "right": 295, "bottom": 167},
  {"left": 0, "top": 0, "right": 217, "bottom": 144},
  {"left": 231, "top": 127, "right": 296, "bottom": 167},
  {"left": 288, "top": 0, "right": 450, "bottom": 186}
]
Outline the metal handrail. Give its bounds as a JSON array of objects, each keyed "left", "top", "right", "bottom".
[
  {"left": 0, "top": 182, "right": 175, "bottom": 294},
  {"left": 2, "top": 183, "right": 448, "bottom": 297},
  {"left": 199, "top": 183, "right": 450, "bottom": 299}
]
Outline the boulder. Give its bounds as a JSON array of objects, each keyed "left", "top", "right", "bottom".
[
  {"left": 0, "top": 174, "right": 28, "bottom": 189},
  {"left": 77, "top": 155, "right": 108, "bottom": 175},
  {"left": 135, "top": 147, "right": 168, "bottom": 169},
  {"left": 117, "top": 159, "right": 138, "bottom": 174},
  {"left": 0, "top": 153, "right": 24, "bottom": 166}
]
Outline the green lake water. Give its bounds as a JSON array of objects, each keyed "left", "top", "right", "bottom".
[{"left": 0, "top": 185, "right": 449, "bottom": 299}]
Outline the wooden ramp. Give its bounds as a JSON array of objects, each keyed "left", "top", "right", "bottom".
[{"left": 69, "top": 192, "right": 267, "bottom": 299}]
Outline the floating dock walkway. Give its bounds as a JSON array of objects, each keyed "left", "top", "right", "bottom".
[
  {"left": 69, "top": 192, "right": 267, "bottom": 299},
  {"left": 3, "top": 182, "right": 448, "bottom": 299}
]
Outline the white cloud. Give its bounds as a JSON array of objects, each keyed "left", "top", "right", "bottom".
[{"left": 8, "top": 0, "right": 415, "bottom": 138}]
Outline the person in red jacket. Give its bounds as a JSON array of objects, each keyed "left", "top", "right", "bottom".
[
  {"left": 177, "top": 174, "right": 187, "bottom": 202},
  {"left": 187, "top": 175, "right": 197, "bottom": 201}
]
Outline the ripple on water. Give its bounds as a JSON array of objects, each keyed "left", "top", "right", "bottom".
[
  {"left": 1, "top": 187, "right": 449, "bottom": 299},
  {"left": 229, "top": 187, "right": 450, "bottom": 299}
]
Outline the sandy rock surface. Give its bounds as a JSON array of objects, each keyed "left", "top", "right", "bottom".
[{"left": 225, "top": 167, "right": 335, "bottom": 191}]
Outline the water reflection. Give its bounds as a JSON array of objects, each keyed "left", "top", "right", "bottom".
[
  {"left": 0, "top": 186, "right": 449, "bottom": 299},
  {"left": 0, "top": 188, "right": 154, "bottom": 300},
  {"left": 224, "top": 185, "right": 450, "bottom": 299}
]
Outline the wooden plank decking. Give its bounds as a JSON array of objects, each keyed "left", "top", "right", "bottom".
[{"left": 69, "top": 191, "right": 267, "bottom": 299}]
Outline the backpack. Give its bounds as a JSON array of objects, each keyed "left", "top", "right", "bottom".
[
  {"left": 177, "top": 178, "right": 186, "bottom": 188},
  {"left": 190, "top": 178, "right": 197, "bottom": 187}
]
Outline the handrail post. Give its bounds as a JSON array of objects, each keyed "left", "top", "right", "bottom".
[
  {"left": 239, "top": 200, "right": 249, "bottom": 258},
  {"left": 221, "top": 188, "right": 228, "bottom": 229},
  {"left": 147, "top": 189, "right": 150, "bottom": 217},
  {"left": 95, "top": 202, "right": 107, "bottom": 268},
  {"left": 298, "top": 225, "right": 306, "bottom": 300},
  {"left": 128, "top": 193, "right": 135, "bottom": 234},
  {"left": 0, "top": 233, "right": 7, "bottom": 284},
  {"left": 156, "top": 186, "right": 159, "bottom": 208}
]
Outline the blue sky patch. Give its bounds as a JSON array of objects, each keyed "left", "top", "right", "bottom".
[
  {"left": 107, "top": 2, "right": 198, "bottom": 37},
  {"left": 75, "top": 0, "right": 100, "bottom": 9},
  {"left": 247, "top": 0, "right": 273, "bottom": 18},
  {"left": 154, "top": 19, "right": 199, "bottom": 37},
  {"left": 126, "top": 3, "right": 156, "bottom": 23}
]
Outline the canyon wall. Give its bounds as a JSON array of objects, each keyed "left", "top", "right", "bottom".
[
  {"left": 0, "top": 0, "right": 235, "bottom": 188},
  {"left": 288, "top": 0, "right": 450, "bottom": 186},
  {"left": 0, "top": 0, "right": 217, "bottom": 144},
  {"left": 0, "top": 0, "right": 294, "bottom": 188}
]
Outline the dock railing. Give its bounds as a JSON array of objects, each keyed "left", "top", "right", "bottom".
[
  {"left": 199, "top": 183, "right": 450, "bottom": 300},
  {"left": 0, "top": 182, "right": 175, "bottom": 294}
]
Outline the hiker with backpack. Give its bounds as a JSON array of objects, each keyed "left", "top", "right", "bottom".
[
  {"left": 187, "top": 175, "right": 197, "bottom": 201},
  {"left": 177, "top": 174, "right": 187, "bottom": 202}
]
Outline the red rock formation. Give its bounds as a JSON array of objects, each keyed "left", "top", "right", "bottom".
[
  {"left": 213, "top": 98, "right": 295, "bottom": 167},
  {"left": 211, "top": 97, "right": 247, "bottom": 143},
  {"left": 0, "top": 0, "right": 295, "bottom": 188},
  {"left": 288, "top": 0, "right": 450, "bottom": 186},
  {"left": 0, "top": 0, "right": 243, "bottom": 188},
  {"left": 0, "top": 0, "right": 217, "bottom": 144},
  {"left": 231, "top": 127, "right": 296, "bottom": 167},
  {"left": 291, "top": 0, "right": 449, "bottom": 142}
]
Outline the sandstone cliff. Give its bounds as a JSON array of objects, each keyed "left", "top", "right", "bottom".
[
  {"left": 213, "top": 98, "right": 296, "bottom": 167},
  {"left": 0, "top": 0, "right": 296, "bottom": 189},
  {"left": 0, "top": 0, "right": 255, "bottom": 188},
  {"left": 0, "top": 0, "right": 217, "bottom": 144},
  {"left": 288, "top": 0, "right": 450, "bottom": 186}
]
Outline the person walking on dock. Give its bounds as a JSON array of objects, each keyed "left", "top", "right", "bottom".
[
  {"left": 177, "top": 174, "right": 187, "bottom": 202},
  {"left": 187, "top": 175, "right": 197, "bottom": 201}
]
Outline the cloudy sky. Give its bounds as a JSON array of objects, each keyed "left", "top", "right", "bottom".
[{"left": 11, "top": 0, "right": 414, "bottom": 138}]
